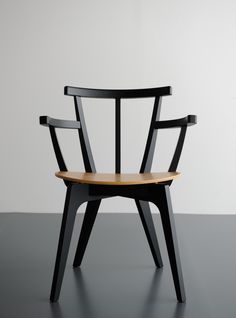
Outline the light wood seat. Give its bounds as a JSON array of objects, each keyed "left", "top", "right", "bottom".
[{"left": 55, "top": 171, "right": 180, "bottom": 185}]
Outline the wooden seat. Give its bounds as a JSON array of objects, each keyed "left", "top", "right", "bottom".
[
  {"left": 40, "top": 85, "right": 196, "bottom": 303},
  {"left": 55, "top": 171, "right": 180, "bottom": 185}
]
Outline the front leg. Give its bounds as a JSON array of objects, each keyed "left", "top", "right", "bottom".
[
  {"left": 50, "top": 184, "right": 87, "bottom": 302},
  {"left": 151, "top": 185, "right": 186, "bottom": 302}
]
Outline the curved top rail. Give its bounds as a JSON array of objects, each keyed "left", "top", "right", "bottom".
[{"left": 64, "top": 86, "right": 172, "bottom": 99}]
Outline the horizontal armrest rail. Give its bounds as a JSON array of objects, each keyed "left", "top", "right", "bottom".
[
  {"left": 39, "top": 116, "right": 81, "bottom": 129},
  {"left": 155, "top": 115, "right": 197, "bottom": 129}
]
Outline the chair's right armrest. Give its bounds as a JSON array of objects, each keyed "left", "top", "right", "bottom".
[
  {"left": 39, "top": 116, "right": 81, "bottom": 129},
  {"left": 155, "top": 115, "right": 197, "bottom": 129}
]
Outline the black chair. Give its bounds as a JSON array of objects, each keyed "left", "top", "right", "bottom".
[{"left": 40, "top": 86, "right": 196, "bottom": 303}]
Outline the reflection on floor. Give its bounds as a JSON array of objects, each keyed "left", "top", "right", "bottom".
[{"left": 0, "top": 213, "right": 235, "bottom": 318}]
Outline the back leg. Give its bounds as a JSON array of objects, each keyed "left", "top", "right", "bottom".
[
  {"left": 135, "top": 200, "right": 163, "bottom": 268},
  {"left": 73, "top": 200, "right": 101, "bottom": 267},
  {"left": 153, "top": 185, "right": 186, "bottom": 302}
]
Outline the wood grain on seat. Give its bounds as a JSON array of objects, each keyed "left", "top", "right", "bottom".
[{"left": 55, "top": 171, "right": 180, "bottom": 185}]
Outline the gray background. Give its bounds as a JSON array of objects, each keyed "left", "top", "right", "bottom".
[{"left": 1, "top": 0, "right": 235, "bottom": 213}]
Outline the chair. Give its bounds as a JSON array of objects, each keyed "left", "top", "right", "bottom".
[{"left": 40, "top": 86, "right": 196, "bottom": 303}]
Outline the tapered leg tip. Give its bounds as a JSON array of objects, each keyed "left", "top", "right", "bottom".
[
  {"left": 177, "top": 297, "right": 186, "bottom": 303},
  {"left": 50, "top": 292, "right": 59, "bottom": 303},
  {"left": 50, "top": 297, "right": 58, "bottom": 303},
  {"left": 73, "top": 262, "right": 81, "bottom": 268},
  {"left": 155, "top": 261, "right": 163, "bottom": 268}
]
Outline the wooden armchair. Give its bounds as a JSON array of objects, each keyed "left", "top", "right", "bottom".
[{"left": 40, "top": 86, "right": 196, "bottom": 302}]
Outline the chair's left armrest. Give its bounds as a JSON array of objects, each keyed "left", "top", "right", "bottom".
[{"left": 39, "top": 116, "right": 81, "bottom": 129}]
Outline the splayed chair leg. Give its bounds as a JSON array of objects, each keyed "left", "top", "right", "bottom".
[
  {"left": 153, "top": 185, "right": 186, "bottom": 302},
  {"left": 135, "top": 199, "right": 163, "bottom": 268},
  {"left": 50, "top": 185, "right": 83, "bottom": 302},
  {"left": 73, "top": 200, "right": 101, "bottom": 267}
]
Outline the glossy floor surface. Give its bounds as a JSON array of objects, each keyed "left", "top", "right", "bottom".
[{"left": 0, "top": 213, "right": 235, "bottom": 318}]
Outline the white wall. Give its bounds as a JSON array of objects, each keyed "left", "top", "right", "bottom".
[{"left": 1, "top": 0, "right": 236, "bottom": 214}]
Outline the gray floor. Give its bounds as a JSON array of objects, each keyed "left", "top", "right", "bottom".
[{"left": 0, "top": 213, "right": 235, "bottom": 318}]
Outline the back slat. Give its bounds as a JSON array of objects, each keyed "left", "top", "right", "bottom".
[
  {"left": 140, "top": 97, "right": 162, "bottom": 173},
  {"left": 115, "top": 98, "right": 121, "bottom": 173},
  {"left": 74, "top": 96, "right": 96, "bottom": 172}
]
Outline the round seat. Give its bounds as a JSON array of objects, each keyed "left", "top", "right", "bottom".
[{"left": 55, "top": 171, "right": 180, "bottom": 185}]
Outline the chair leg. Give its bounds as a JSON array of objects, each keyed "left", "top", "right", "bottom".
[
  {"left": 73, "top": 200, "right": 101, "bottom": 267},
  {"left": 135, "top": 200, "right": 163, "bottom": 268},
  {"left": 153, "top": 185, "right": 186, "bottom": 302},
  {"left": 50, "top": 185, "right": 82, "bottom": 302}
]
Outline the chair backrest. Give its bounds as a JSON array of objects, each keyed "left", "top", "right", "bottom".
[{"left": 40, "top": 86, "right": 196, "bottom": 178}]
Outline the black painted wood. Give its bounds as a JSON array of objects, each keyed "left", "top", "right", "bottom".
[
  {"left": 136, "top": 95, "right": 163, "bottom": 254},
  {"left": 49, "top": 126, "right": 67, "bottom": 172},
  {"left": 73, "top": 200, "right": 101, "bottom": 267},
  {"left": 74, "top": 96, "right": 96, "bottom": 173},
  {"left": 40, "top": 116, "right": 81, "bottom": 129},
  {"left": 115, "top": 98, "right": 121, "bottom": 173},
  {"left": 65, "top": 86, "right": 172, "bottom": 99},
  {"left": 153, "top": 185, "right": 186, "bottom": 303},
  {"left": 50, "top": 185, "right": 81, "bottom": 302},
  {"left": 140, "top": 96, "right": 162, "bottom": 173},
  {"left": 155, "top": 115, "right": 197, "bottom": 129},
  {"left": 169, "top": 126, "right": 187, "bottom": 173},
  {"left": 135, "top": 200, "right": 163, "bottom": 268}
]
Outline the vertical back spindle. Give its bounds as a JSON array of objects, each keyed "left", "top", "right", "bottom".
[
  {"left": 140, "top": 96, "right": 162, "bottom": 173},
  {"left": 74, "top": 96, "right": 96, "bottom": 172},
  {"left": 115, "top": 98, "right": 121, "bottom": 173}
]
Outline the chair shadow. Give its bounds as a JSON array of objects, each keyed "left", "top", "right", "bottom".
[
  {"left": 73, "top": 268, "right": 94, "bottom": 318},
  {"left": 49, "top": 302, "right": 64, "bottom": 318},
  {"left": 137, "top": 268, "right": 163, "bottom": 318},
  {"left": 172, "top": 303, "right": 186, "bottom": 318},
  {"left": 138, "top": 268, "right": 185, "bottom": 318},
  {"left": 72, "top": 267, "right": 186, "bottom": 318}
]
